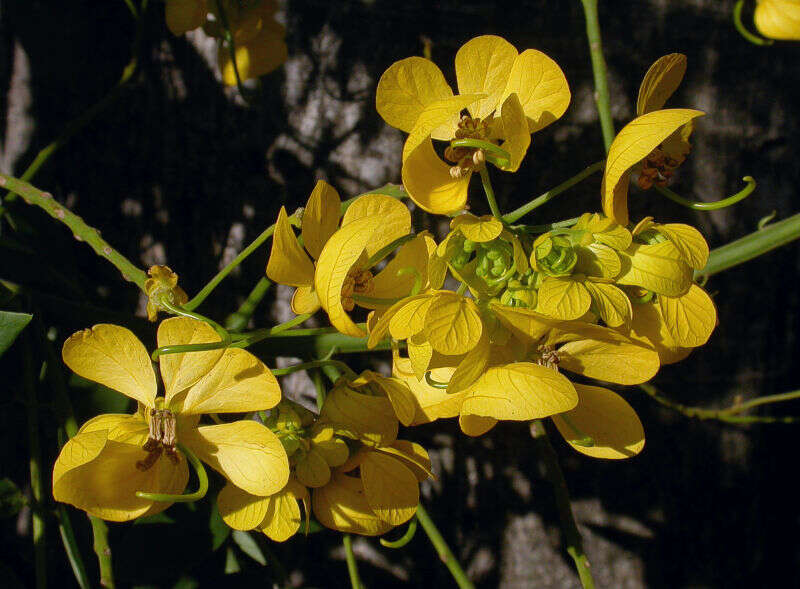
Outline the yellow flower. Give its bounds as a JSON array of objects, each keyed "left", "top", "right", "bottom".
[
  {"left": 376, "top": 35, "right": 570, "bottom": 214},
  {"left": 754, "top": 0, "right": 800, "bottom": 40},
  {"left": 165, "top": 0, "right": 287, "bottom": 85},
  {"left": 217, "top": 478, "right": 308, "bottom": 542},
  {"left": 602, "top": 54, "right": 704, "bottom": 225},
  {"left": 144, "top": 265, "right": 188, "bottom": 322},
  {"left": 52, "top": 318, "right": 289, "bottom": 521}
]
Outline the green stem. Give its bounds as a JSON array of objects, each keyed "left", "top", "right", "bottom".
[
  {"left": 380, "top": 517, "right": 418, "bottom": 549},
  {"left": 56, "top": 506, "right": 91, "bottom": 589},
  {"left": 695, "top": 212, "right": 800, "bottom": 279},
  {"left": 225, "top": 277, "right": 272, "bottom": 331},
  {"left": 0, "top": 174, "right": 148, "bottom": 290},
  {"left": 638, "top": 383, "right": 799, "bottom": 424},
  {"left": 511, "top": 217, "right": 581, "bottom": 234},
  {"left": 213, "top": 0, "right": 252, "bottom": 102},
  {"left": 23, "top": 334, "right": 46, "bottom": 589},
  {"left": 579, "top": 0, "right": 615, "bottom": 152},
  {"left": 342, "top": 534, "right": 363, "bottom": 589},
  {"left": 135, "top": 444, "right": 209, "bottom": 502},
  {"left": 415, "top": 503, "right": 474, "bottom": 589},
  {"left": 89, "top": 517, "right": 114, "bottom": 588},
  {"left": 271, "top": 359, "right": 358, "bottom": 380},
  {"left": 530, "top": 420, "right": 595, "bottom": 589},
  {"left": 479, "top": 167, "right": 502, "bottom": 219},
  {"left": 228, "top": 313, "right": 313, "bottom": 349},
  {"left": 151, "top": 300, "right": 232, "bottom": 360},
  {"left": 365, "top": 233, "right": 416, "bottom": 268},
  {"left": 503, "top": 161, "right": 605, "bottom": 223},
  {"left": 733, "top": 0, "right": 774, "bottom": 46},
  {"left": 312, "top": 369, "right": 326, "bottom": 412},
  {"left": 655, "top": 176, "right": 756, "bottom": 211}
]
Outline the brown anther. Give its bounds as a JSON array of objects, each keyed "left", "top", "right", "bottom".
[
  {"left": 536, "top": 345, "right": 560, "bottom": 370},
  {"left": 638, "top": 147, "right": 684, "bottom": 190},
  {"left": 138, "top": 408, "right": 178, "bottom": 471},
  {"left": 340, "top": 268, "right": 374, "bottom": 310}
]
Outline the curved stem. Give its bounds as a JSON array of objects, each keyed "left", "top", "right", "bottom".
[
  {"left": 479, "top": 167, "right": 502, "bottom": 219},
  {"left": 0, "top": 174, "right": 147, "bottom": 290},
  {"left": 425, "top": 371, "right": 449, "bottom": 389},
  {"left": 695, "top": 212, "right": 800, "bottom": 279},
  {"left": 416, "top": 503, "right": 474, "bottom": 589},
  {"left": 227, "top": 313, "right": 313, "bottom": 349},
  {"left": 579, "top": 0, "right": 615, "bottom": 152},
  {"left": 380, "top": 517, "right": 418, "bottom": 548},
  {"left": 733, "top": 0, "right": 774, "bottom": 46},
  {"left": 503, "top": 161, "right": 605, "bottom": 223},
  {"left": 135, "top": 444, "right": 209, "bottom": 502},
  {"left": 271, "top": 359, "right": 358, "bottom": 380},
  {"left": 342, "top": 534, "right": 363, "bottom": 589},
  {"left": 530, "top": 420, "right": 595, "bottom": 589},
  {"left": 225, "top": 277, "right": 272, "bottom": 331},
  {"left": 655, "top": 176, "right": 756, "bottom": 211}
]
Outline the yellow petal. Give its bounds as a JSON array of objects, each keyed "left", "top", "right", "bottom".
[
  {"left": 423, "top": 292, "right": 484, "bottom": 355},
  {"left": 446, "top": 332, "right": 490, "bottom": 394},
  {"left": 165, "top": 0, "right": 206, "bottom": 35},
  {"left": 157, "top": 317, "right": 224, "bottom": 405},
  {"left": 402, "top": 138, "right": 471, "bottom": 214},
  {"left": 312, "top": 473, "right": 392, "bottom": 536},
  {"left": 451, "top": 213, "right": 504, "bottom": 242},
  {"left": 575, "top": 243, "right": 622, "bottom": 278},
  {"left": 62, "top": 324, "right": 157, "bottom": 408},
  {"left": 583, "top": 281, "right": 632, "bottom": 327},
  {"left": 632, "top": 216, "right": 655, "bottom": 236},
  {"left": 379, "top": 441, "right": 433, "bottom": 482},
  {"left": 266, "top": 206, "right": 315, "bottom": 287},
  {"left": 291, "top": 285, "right": 321, "bottom": 315},
  {"left": 655, "top": 223, "right": 709, "bottom": 270},
  {"left": 367, "top": 234, "right": 430, "bottom": 307},
  {"left": 301, "top": 180, "right": 341, "bottom": 260},
  {"left": 367, "top": 293, "right": 433, "bottom": 348},
  {"left": 461, "top": 362, "right": 578, "bottom": 421},
  {"left": 636, "top": 53, "right": 687, "bottom": 116},
  {"left": 314, "top": 216, "right": 379, "bottom": 337},
  {"left": 320, "top": 386, "right": 398, "bottom": 446},
  {"left": 78, "top": 413, "right": 149, "bottom": 445},
  {"left": 616, "top": 241, "right": 693, "bottom": 297},
  {"left": 361, "top": 452, "right": 418, "bottom": 525},
  {"left": 498, "top": 93, "right": 531, "bottom": 172},
  {"left": 219, "top": 26, "right": 287, "bottom": 85},
  {"left": 558, "top": 337, "right": 659, "bottom": 385},
  {"left": 53, "top": 430, "right": 188, "bottom": 521},
  {"left": 259, "top": 483, "right": 304, "bottom": 541},
  {"left": 491, "top": 303, "right": 558, "bottom": 342},
  {"left": 370, "top": 375, "right": 417, "bottom": 427},
  {"left": 341, "top": 194, "right": 411, "bottom": 258},
  {"left": 552, "top": 384, "right": 645, "bottom": 459},
  {"left": 376, "top": 56, "right": 455, "bottom": 136},
  {"left": 455, "top": 35, "right": 518, "bottom": 119},
  {"left": 184, "top": 421, "right": 289, "bottom": 496},
  {"left": 217, "top": 483, "right": 270, "bottom": 531},
  {"left": 295, "top": 449, "right": 332, "bottom": 488},
  {"left": 175, "top": 348, "right": 281, "bottom": 414},
  {"left": 624, "top": 300, "right": 692, "bottom": 365},
  {"left": 602, "top": 109, "right": 705, "bottom": 225},
  {"left": 389, "top": 295, "right": 434, "bottom": 340},
  {"left": 406, "top": 338, "right": 433, "bottom": 380},
  {"left": 393, "top": 358, "right": 463, "bottom": 424},
  {"left": 657, "top": 284, "right": 717, "bottom": 348},
  {"left": 501, "top": 49, "right": 571, "bottom": 133},
  {"left": 402, "top": 94, "right": 484, "bottom": 162},
  {"left": 536, "top": 278, "right": 592, "bottom": 321},
  {"left": 754, "top": 0, "right": 800, "bottom": 40},
  {"left": 313, "top": 436, "right": 350, "bottom": 468},
  {"left": 459, "top": 414, "right": 498, "bottom": 436}
]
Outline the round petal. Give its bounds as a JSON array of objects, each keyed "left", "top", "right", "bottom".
[
  {"left": 393, "top": 358, "right": 461, "bottom": 425},
  {"left": 624, "top": 300, "right": 692, "bottom": 365},
  {"left": 259, "top": 481, "right": 306, "bottom": 541},
  {"left": 656, "top": 285, "right": 717, "bottom": 348},
  {"left": 451, "top": 213, "right": 503, "bottom": 242},
  {"left": 183, "top": 421, "right": 289, "bottom": 496},
  {"left": 455, "top": 35, "right": 518, "bottom": 119},
  {"left": 402, "top": 138, "right": 472, "bottom": 214},
  {"left": 312, "top": 473, "right": 392, "bottom": 536},
  {"left": 266, "top": 206, "right": 316, "bottom": 287},
  {"left": 501, "top": 49, "right": 571, "bottom": 133},
  {"left": 655, "top": 223, "right": 709, "bottom": 270},
  {"left": 602, "top": 109, "right": 705, "bottom": 225},
  {"left": 376, "top": 56, "right": 455, "bottom": 137},
  {"left": 378, "top": 441, "right": 433, "bottom": 482},
  {"left": 459, "top": 414, "right": 498, "bottom": 437},
  {"left": 301, "top": 180, "right": 342, "bottom": 260},
  {"left": 341, "top": 194, "right": 411, "bottom": 258},
  {"left": 217, "top": 482, "right": 270, "bottom": 531},
  {"left": 636, "top": 54, "right": 687, "bottom": 116},
  {"left": 319, "top": 386, "right": 398, "bottom": 447},
  {"left": 616, "top": 241, "right": 693, "bottom": 297},
  {"left": 361, "top": 452, "right": 418, "bottom": 525},
  {"left": 552, "top": 384, "right": 645, "bottom": 459},
  {"left": 423, "top": 292, "right": 483, "bottom": 356},
  {"left": 157, "top": 317, "right": 225, "bottom": 405},
  {"left": 583, "top": 281, "right": 632, "bottom": 327},
  {"left": 295, "top": 449, "right": 332, "bottom": 488},
  {"left": 291, "top": 285, "right": 321, "bottom": 315},
  {"left": 536, "top": 278, "right": 592, "bottom": 321},
  {"left": 62, "top": 324, "right": 157, "bottom": 408},
  {"left": 754, "top": 0, "right": 800, "bottom": 40},
  {"left": 558, "top": 337, "right": 660, "bottom": 385},
  {"left": 402, "top": 94, "right": 484, "bottom": 162}
]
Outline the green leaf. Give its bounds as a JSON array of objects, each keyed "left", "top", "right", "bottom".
[
  {"left": 231, "top": 530, "right": 267, "bottom": 566},
  {"left": 209, "top": 502, "right": 231, "bottom": 551},
  {"left": 0, "top": 310, "right": 32, "bottom": 357}
]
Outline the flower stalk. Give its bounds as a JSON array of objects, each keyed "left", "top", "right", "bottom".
[
  {"left": 579, "top": 0, "right": 615, "bottom": 152},
  {"left": 415, "top": 503, "right": 474, "bottom": 589}
]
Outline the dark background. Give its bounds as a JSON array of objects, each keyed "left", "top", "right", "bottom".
[{"left": 2, "top": 0, "right": 799, "bottom": 587}]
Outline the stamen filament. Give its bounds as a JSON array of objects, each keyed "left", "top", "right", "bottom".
[
  {"left": 655, "top": 176, "right": 756, "bottom": 211},
  {"left": 135, "top": 444, "right": 208, "bottom": 503}
]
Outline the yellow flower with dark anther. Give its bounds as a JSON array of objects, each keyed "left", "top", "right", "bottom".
[
  {"left": 376, "top": 35, "right": 570, "bottom": 214},
  {"left": 52, "top": 318, "right": 289, "bottom": 521},
  {"left": 165, "top": 0, "right": 287, "bottom": 85},
  {"left": 144, "top": 265, "right": 188, "bottom": 322},
  {"left": 602, "top": 54, "right": 704, "bottom": 225},
  {"left": 754, "top": 0, "right": 800, "bottom": 40}
]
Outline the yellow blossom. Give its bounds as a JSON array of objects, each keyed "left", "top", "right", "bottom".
[
  {"left": 754, "top": 0, "right": 800, "bottom": 40},
  {"left": 376, "top": 35, "right": 570, "bottom": 214},
  {"left": 52, "top": 318, "right": 289, "bottom": 521},
  {"left": 217, "top": 478, "right": 309, "bottom": 542}
]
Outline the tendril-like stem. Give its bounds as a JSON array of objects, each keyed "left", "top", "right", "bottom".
[
  {"left": 135, "top": 444, "right": 209, "bottom": 502},
  {"left": 424, "top": 371, "right": 449, "bottom": 389},
  {"left": 733, "top": 0, "right": 774, "bottom": 46},
  {"left": 479, "top": 167, "right": 503, "bottom": 219},
  {"left": 655, "top": 176, "right": 756, "bottom": 211},
  {"left": 380, "top": 517, "right": 418, "bottom": 548},
  {"left": 227, "top": 313, "right": 313, "bottom": 349}
]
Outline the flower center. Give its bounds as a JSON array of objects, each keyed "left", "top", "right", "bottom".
[
  {"left": 637, "top": 147, "right": 683, "bottom": 190},
  {"left": 341, "top": 268, "right": 374, "bottom": 311},
  {"left": 444, "top": 115, "right": 495, "bottom": 178},
  {"left": 137, "top": 408, "right": 179, "bottom": 471},
  {"left": 536, "top": 345, "right": 560, "bottom": 370}
]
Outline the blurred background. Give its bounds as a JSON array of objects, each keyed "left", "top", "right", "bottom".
[{"left": 2, "top": 0, "right": 800, "bottom": 587}]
